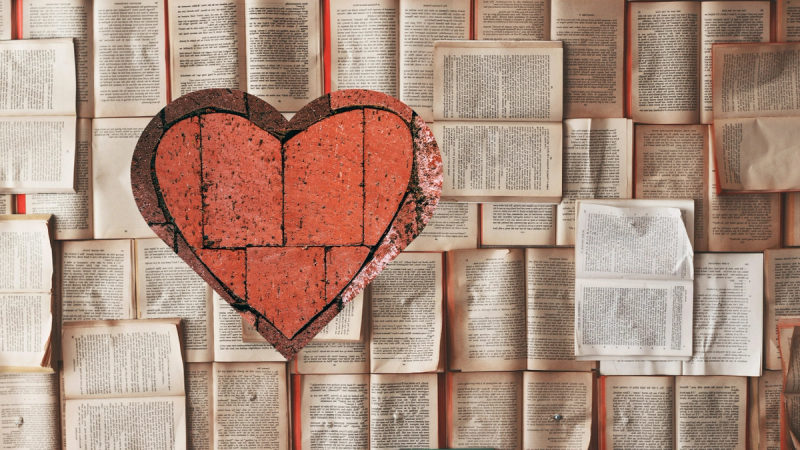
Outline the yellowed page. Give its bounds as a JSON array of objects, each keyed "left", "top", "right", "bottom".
[
  {"left": 212, "top": 292, "right": 285, "bottom": 362},
  {"left": 556, "top": 118, "right": 632, "bottom": 246},
  {"left": 522, "top": 371, "right": 592, "bottom": 450},
  {"left": 765, "top": 249, "right": 800, "bottom": 371},
  {"left": 474, "top": 0, "right": 549, "bottom": 40},
  {"left": 635, "top": 124, "right": 709, "bottom": 251},
  {"left": 399, "top": 0, "right": 470, "bottom": 122},
  {"left": 602, "top": 376, "right": 674, "bottom": 450},
  {"left": 447, "top": 248, "right": 527, "bottom": 372},
  {"left": 369, "top": 373, "right": 438, "bottom": 450},
  {"left": 328, "top": 0, "right": 398, "bottom": 95},
  {"left": 779, "top": 0, "right": 800, "bottom": 42},
  {"left": 186, "top": 362, "right": 213, "bottom": 450},
  {"left": 135, "top": 238, "right": 214, "bottom": 363},
  {"left": 700, "top": 1, "right": 769, "bottom": 125},
  {"left": 93, "top": 0, "right": 167, "bottom": 117},
  {"left": 707, "top": 137, "right": 780, "bottom": 252},
  {"left": 0, "top": 196, "right": 11, "bottom": 214},
  {"left": 212, "top": 362, "right": 289, "bottom": 449},
  {"left": 448, "top": 371, "right": 522, "bottom": 450},
  {"left": 787, "top": 193, "right": 800, "bottom": 247},
  {"left": 682, "top": 253, "right": 762, "bottom": 377},
  {"left": 759, "top": 370, "right": 783, "bottom": 450},
  {"left": 299, "top": 373, "right": 369, "bottom": 450},
  {"left": 481, "top": 203, "right": 556, "bottom": 247},
  {"left": 405, "top": 202, "right": 479, "bottom": 251},
  {"left": 91, "top": 118, "right": 157, "bottom": 239},
  {"left": 0, "top": 373, "right": 60, "bottom": 448},
  {"left": 435, "top": 121, "right": 563, "bottom": 203},
  {"left": 22, "top": 0, "right": 94, "bottom": 118},
  {"left": 630, "top": 1, "right": 701, "bottom": 124},
  {"left": 62, "top": 320, "right": 185, "bottom": 399},
  {"left": 526, "top": 248, "right": 593, "bottom": 372},
  {"left": 169, "top": 0, "right": 246, "bottom": 98},
  {"left": 0, "top": 0, "right": 9, "bottom": 39},
  {"left": 433, "top": 41, "right": 563, "bottom": 122},
  {"left": 370, "top": 252, "right": 443, "bottom": 373},
  {"left": 245, "top": 0, "right": 321, "bottom": 111},
  {"left": 27, "top": 119, "right": 94, "bottom": 240},
  {"left": 65, "top": 396, "right": 187, "bottom": 450},
  {"left": 676, "top": 376, "right": 747, "bottom": 449},
  {"left": 60, "top": 239, "right": 134, "bottom": 323},
  {"left": 551, "top": 0, "right": 625, "bottom": 118}
]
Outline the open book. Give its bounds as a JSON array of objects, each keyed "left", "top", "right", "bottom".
[
  {"left": 0, "top": 214, "right": 55, "bottom": 373},
  {"left": 61, "top": 319, "right": 186, "bottom": 450},
  {"left": 712, "top": 41, "right": 800, "bottom": 193},
  {"left": 0, "top": 38, "right": 77, "bottom": 194},
  {"left": 433, "top": 40, "right": 563, "bottom": 203},
  {"left": 629, "top": 1, "right": 770, "bottom": 124}
]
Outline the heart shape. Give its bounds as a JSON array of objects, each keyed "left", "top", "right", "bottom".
[{"left": 131, "top": 89, "right": 442, "bottom": 359}]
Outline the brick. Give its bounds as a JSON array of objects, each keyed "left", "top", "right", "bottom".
[
  {"left": 247, "top": 247, "right": 326, "bottom": 338},
  {"left": 326, "top": 246, "right": 370, "bottom": 301},
  {"left": 363, "top": 109, "right": 413, "bottom": 245},
  {"left": 330, "top": 90, "right": 413, "bottom": 123},
  {"left": 196, "top": 249, "right": 247, "bottom": 301},
  {"left": 155, "top": 117, "right": 204, "bottom": 248},
  {"left": 201, "top": 113, "right": 283, "bottom": 247},
  {"left": 284, "top": 110, "right": 364, "bottom": 245}
]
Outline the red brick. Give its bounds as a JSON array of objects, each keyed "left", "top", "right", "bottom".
[
  {"left": 363, "top": 109, "right": 413, "bottom": 245},
  {"left": 284, "top": 110, "right": 364, "bottom": 245},
  {"left": 196, "top": 249, "right": 247, "bottom": 301},
  {"left": 154, "top": 117, "right": 204, "bottom": 248},
  {"left": 247, "top": 247, "right": 326, "bottom": 338},
  {"left": 326, "top": 246, "right": 370, "bottom": 301},
  {"left": 201, "top": 113, "right": 283, "bottom": 247},
  {"left": 330, "top": 90, "right": 413, "bottom": 123}
]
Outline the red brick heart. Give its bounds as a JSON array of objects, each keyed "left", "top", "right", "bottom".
[{"left": 131, "top": 89, "right": 442, "bottom": 359}]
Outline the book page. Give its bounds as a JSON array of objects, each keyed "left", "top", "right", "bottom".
[
  {"left": 779, "top": 0, "right": 800, "bottom": 42},
  {"left": 682, "top": 253, "right": 762, "bottom": 376},
  {"left": 169, "top": 0, "right": 246, "bottom": 98},
  {"left": 0, "top": 116, "right": 77, "bottom": 194},
  {"left": 65, "top": 396, "right": 187, "bottom": 450},
  {"left": 22, "top": 0, "right": 95, "bottom": 118},
  {"left": 60, "top": 239, "right": 134, "bottom": 324},
  {"left": 556, "top": 118, "right": 632, "bottom": 246},
  {"left": 185, "top": 362, "right": 213, "bottom": 450},
  {"left": 398, "top": 0, "right": 470, "bottom": 122},
  {"left": 434, "top": 121, "right": 563, "bottom": 202},
  {"left": 213, "top": 362, "right": 289, "bottom": 449},
  {"left": 299, "top": 374, "right": 369, "bottom": 450},
  {"left": 405, "top": 202, "right": 479, "bottom": 251},
  {"left": 481, "top": 203, "right": 556, "bottom": 247},
  {"left": 0, "top": 39, "right": 77, "bottom": 116},
  {"left": 0, "top": 294, "right": 53, "bottom": 369},
  {"left": 759, "top": 370, "right": 782, "bottom": 450},
  {"left": 93, "top": 0, "right": 167, "bottom": 117},
  {"left": 370, "top": 252, "right": 443, "bottom": 373},
  {"left": 0, "top": 219, "right": 53, "bottom": 293},
  {"left": 245, "top": 0, "right": 321, "bottom": 111},
  {"left": 635, "top": 124, "right": 709, "bottom": 251},
  {"left": 600, "top": 376, "right": 674, "bottom": 450},
  {"left": 699, "top": 1, "right": 769, "bottom": 124},
  {"left": 0, "top": 196, "right": 10, "bottom": 214},
  {"left": 551, "top": 0, "right": 625, "bottom": 118},
  {"left": 27, "top": 118, "right": 94, "bottom": 240},
  {"left": 328, "top": 0, "right": 398, "bottom": 95},
  {"left": 135, "top": 238, "right": 214, "bottom": 363},
  {"left": 526, "top": 248, "right": 593, "bottom": 371},
  {"left": 447, "top": 248, "right": 527, "bottom": 372},
  {"left": 212, "top": 292, "right": 285, "bottom": 362},
  {"left": 676, "top": 376, "right": 747, "bottom": 449},
  {"left": 714, "top": 116, "right": 800, "bottom": 192},
  {"left": 787, "top": 193, "right": 800, "bottom": 247},
  {"left": 630, "top": 1, "right": 700, "bottom": 124},
  {"left": 62, "top": 320, "right": 185, "bottom": 399},
  {"left": 599, "top": 359, "right": 682, "bottom": 376},
  {"left": 766, "top": 249, "right": 800, "bottom": 370},
  {"left": 0, "top": 0, "right": 8, "bottom": 40},
  {"left": 92, "top": 118, "right": 157, "bottom": 239},
  {"left": 474, "top": 0, "right": 548, "bottom": 40},
  {"left": 448, "top": 371, "right": 522, "bottom": 450},
  {"left": 293, "top": 339, "right": 370, "bottom": 374},
  {"left": 369, "top": 373, "right": 438, "bottom": 450},
  {"left": 707, "top": 139, "right": 781, "bottom": 252},
  {"left": 433, "top": 41, "right": 563, "bottom": 121},
  {"left": 522, "top": 371, "right": 592, "bottom": 450},
  {"left": 0, "top": 373, "right": 60, "bottom": 448}
]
